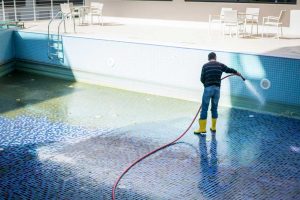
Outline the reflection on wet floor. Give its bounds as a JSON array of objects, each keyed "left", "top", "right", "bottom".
[{"left": 0, "top": 71, "right": 300, "bottom": 199}]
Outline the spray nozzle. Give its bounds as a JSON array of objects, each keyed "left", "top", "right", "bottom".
[
  {"left": 240, "top": 75, "right": 246, "bottom": 81},
  {"left": 234, "top": 73, "right": 246, "bottom": 81}
]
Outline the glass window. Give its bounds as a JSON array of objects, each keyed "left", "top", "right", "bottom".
[
  {"left": 36, "top": 0, "right": 83, "bottom": 6},
  {"left": 4, "top": 0, "right": 26, "bottom": 7}
]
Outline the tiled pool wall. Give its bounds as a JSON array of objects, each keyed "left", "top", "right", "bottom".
[
  {"left": 0, "top": 30, "right": 15, "bottom": 76},
  {"left": 1, "top": 30, "right": 300, "bottom": 112}
]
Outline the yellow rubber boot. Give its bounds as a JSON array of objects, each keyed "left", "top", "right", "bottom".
[
  {"left": 210, "top": 118, "right": 217, "bottom": 132},
  {"left": 194, "top": 119, "right": 207, "bottom": 134}
]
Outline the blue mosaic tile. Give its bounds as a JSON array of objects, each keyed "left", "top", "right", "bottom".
[{"left": 0, "top": 111, "right": 299, "bottom": 200}]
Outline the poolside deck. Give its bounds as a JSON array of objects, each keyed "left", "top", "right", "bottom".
[{"left": 22, "top": 17, "right": 300, "bottom": 59}]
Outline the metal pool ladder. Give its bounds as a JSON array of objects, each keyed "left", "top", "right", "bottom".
[{"left": 47, "top": 3, "right": 76, "bottom": 61}]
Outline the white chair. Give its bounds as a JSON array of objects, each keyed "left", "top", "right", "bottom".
[
  {"left": 78, "top": 6, "right": 90, "bottom": 25},
  {"left": 290, "top": 10, "right": 300, "bottom": 32},
  {"left": 68, "top": 2, "right": 74, "bottom": 11},
  {"left": 64, "top": 3, "right": 78, "bottom": 19},
  {"left": 262, "top": 10, "right": 286, "bottom": 38},
  {"left": 90, "top": 2, "right": 104, "bottom": 26},
  {"left": 209, "top": 8, "right": 233, "bottom": 35},
  {"left": 223, "top": 10, "right": 244, "bottom": 38},
  {"left": 60, "top": 3, "right": 75, "bottom": 33},
  {"left": 68, "top": 2, "right": 79, "bottom": 19},
  {"left": 60, "top": 3, "right": 72, "bottom": 16},
  {"left": 244, "top": 8, "right": 260, "bottom": 36}
]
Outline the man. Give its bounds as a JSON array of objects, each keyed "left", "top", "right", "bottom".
[{"left": 194, "top": 52, "right": 241, "bottom": 135}]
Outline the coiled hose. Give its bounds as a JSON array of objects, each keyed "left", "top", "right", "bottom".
[{"left": 112, "top": 74, "right": 243, "bottom": 200}]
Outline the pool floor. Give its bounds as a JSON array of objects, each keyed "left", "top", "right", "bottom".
[{"left": 0, "top": 71, "right": 300, "bottom": 199}]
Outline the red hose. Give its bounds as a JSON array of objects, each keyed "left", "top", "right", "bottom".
[{"left": 112, "top": 74, "right": 237, "bottom": 200}]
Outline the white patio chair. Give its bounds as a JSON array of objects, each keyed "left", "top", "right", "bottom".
[
  {"left": 60, "top": 3, "right": 75, "bottom": 33},
  {"left": 62, "top": 3, "right": 77, "bottom": 19},
  {"left": 60, "top": 3, "right": 72, "bottom": 16},
  {"left": 68, "top": 3, "right": 79, "bottom": 19},
  {"left": 222, "top": 10, "right": 244, "bottom": 38},
  {"left": 90, "top": 2, "right": 104, "bottom": 26},
  {"left": 262, "top": 10, "right": 286, "bottom": 39},
  {"left": 209, "top": 8, "right": 232, "bottom": 35},
  {"left": 69, "top": 3, "right": 74, "bottom": 11},
  {"left": 244, "top": 8, "right": 260, "bottom": 36},
  {"left": 78, "top": 6, "right": 90, "bottom": 25}
]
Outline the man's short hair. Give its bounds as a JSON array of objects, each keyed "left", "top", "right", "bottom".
[{"left": 208, "top": 52, "right": 216, "bottom": 61}]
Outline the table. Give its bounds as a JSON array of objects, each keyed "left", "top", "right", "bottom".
[
  {"left": 238, "top": 12, "right": 259, "bottom": 36},
  {"left": 73, "top": 6, "right": 90, "bottom": 25}
]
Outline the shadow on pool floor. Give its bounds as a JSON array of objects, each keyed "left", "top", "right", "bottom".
[{"left": 0, "top": 70, "right": 76, "bottom": 116}]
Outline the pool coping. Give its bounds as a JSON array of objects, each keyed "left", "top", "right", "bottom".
[{"left": 17, "top": 29, "right": 300, "bottom": 60}]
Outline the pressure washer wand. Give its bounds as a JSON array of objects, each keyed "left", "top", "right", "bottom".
[
  {"left": 235, "top": 73, "right": 246, "bottom": 81},
  {"left": 111, "top": 73, "right": 245, "bottom": 200},
  {"left": 239, "top": 75, "right": 246, "bottom": 81},
  {"left": 223, "top": 73, "right": 246, "bottom": 81}
]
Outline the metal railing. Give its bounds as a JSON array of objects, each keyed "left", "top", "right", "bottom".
[
  {"left": 47, "top": 11, "right": 62, "bottom": 60},
  {"left": 0, "top": 0, "right": 84, "bottom": 21},
  {"left": 47, "top": 7, "right": 76, "bottom": 60}
]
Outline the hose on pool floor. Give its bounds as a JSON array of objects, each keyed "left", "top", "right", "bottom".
[{"left": 112, "top": 74, "right": 244, "bottom": 200}]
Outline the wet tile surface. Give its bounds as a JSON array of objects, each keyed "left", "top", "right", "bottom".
[{"left": 0, "top": 71, "right": 300, "bottom": 200}]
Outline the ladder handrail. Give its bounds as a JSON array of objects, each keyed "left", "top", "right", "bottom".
[
  {"left": 47, "top": 9, "right": 76, "bottom": 60},
  {"left": 58, "top": 12, "right": 74, "bottom": 36},
  {"left": 48, "top": 11, "right": 62, "bottom": 60},
  {"left": 48, "top": 11, "right": 62, "bottom": 39}
]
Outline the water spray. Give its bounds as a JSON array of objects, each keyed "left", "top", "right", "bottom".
[{"left": 112, "top": 73, "right": 246, "bottom": 200}]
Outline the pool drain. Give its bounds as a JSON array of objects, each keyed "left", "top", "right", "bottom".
[
  {"left": 107, "top": 58, "right": 115, "bottom": 67},
  {"left": 260, "top": 78, "right": 271, "bottom": 90}
]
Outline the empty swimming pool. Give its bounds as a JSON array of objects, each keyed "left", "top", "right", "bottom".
[
  {"left": 0, "top": 71, "right": 299, "bottom": 199},
  {"left": 0, "top": 28, "right": 300, "bottom": 200}
]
